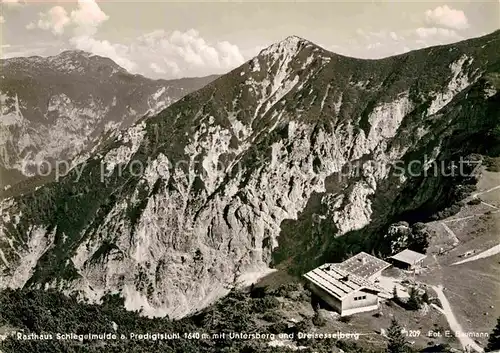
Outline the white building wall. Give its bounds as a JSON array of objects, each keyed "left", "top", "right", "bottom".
[
  {"left": 341, "top": 303, "right": 379, "bottom": 316},
  {"left": 341, "top": 289, "right": 379, "bottom": 316},
  {"left": 307, "top": 281, "right": 380, "bottom": 316}
]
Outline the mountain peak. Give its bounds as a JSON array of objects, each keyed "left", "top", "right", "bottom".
[
  {"left": 57, "top": 49, "right": 91, "bottom": 57},
  {"left": 51, "top": 50, "right": 118, "bottom": 65},
  {"left": 42, "top": 49, "right": 129, "bottom": 75},
  {"left": 281, "top": 35, "right": 311, "bottom": 45},
  {"left": 1, "top": 28, "right": 499, "bottom": 326},
  {"left": 259, "top": 35, "right": 314, "bottom": 59}
]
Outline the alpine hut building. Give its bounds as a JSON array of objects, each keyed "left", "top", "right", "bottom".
[
  {"left": 303, "top": 263, "right": 383, "bottom": 316},
  {"left": 389, "top": 249, "right": 427, "bottom": 270}
]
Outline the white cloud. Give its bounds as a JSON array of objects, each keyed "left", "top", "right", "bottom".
[
  {"left": 28, "top": 0, "right": 119, "bottom": 72},
  {"left": 63, "top": 29, "right": 244, "bottom": 78},
  {"left": 347, "top": 25, "right": 461, "bottom": 56},
  {"left": 366, "top": 42, "right": 382, "bottom": 50},
  {"left": 163, "top": 60, "right": 181, "bottom": 76},
  {"left": 35, "top": 6, "right": 70, "bottom": 36},
  {"left": 70, "top": 0, "right": 109, "bottom": 36},
  {"left": 425, "top": 5, "right": 469, "bottom": 30},
  {"left": 355, "top": 29, "right": 403, "bottom": 42},
  {"left": 241, "top": 44, "right": 268, "bottom": 59},
  {"left": 355, "top": 28, "right": 366, "bottom": 38},
  {"left": 343, "top": 24, "right": 466, "bottom": 59},
  {"left": 25, "top": 22, "right": 35, "bottom": 30},
  {"left": 0, "top": 15, "right": 4, "bottom": 24},
  {"left": 215, "top": 41, "right": 245, "bottom": 67},
  {"left": 149, "top": 63, "right": 166, "bottom": 74},
  {"left": 24, "top": 1, "right": 243, "bottom": 78},
  {"left": 415, "top": 27, "right": 460, "bottom": 39},
  {"left": 130, "top": 29, "right": 245, "bottom": 78},
  {"left": 346, "top": 8, "right": 468, "bottom": 59},
  {"left": 69, "top": 35, "right": 136, "bottom": 72},
  {"left": 30, "top": 0, "right": 108, "bottom": 36},
  {"left": 412, "top": 26, "right": 463, "bottom": 50}
]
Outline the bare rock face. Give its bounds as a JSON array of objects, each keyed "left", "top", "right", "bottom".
[
  {"left": 1, "top": 32, "right": 499, "bottom": 318},
  {"left": 0, "top": 50, "right": 217, "bottom": 194}
]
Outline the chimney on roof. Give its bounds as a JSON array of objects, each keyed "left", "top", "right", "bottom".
[
  {"left": 361, "top": 257, "right": 367, "bottom": 264},
  {"left": 341, "top": 274, "right": 349, "bottom": 281}
]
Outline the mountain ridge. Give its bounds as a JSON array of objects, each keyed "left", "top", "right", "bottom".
[
  {"left": 0, "top": 30, "right": 498, "bottom": 319},
  {"left": 0, "top": 50, "right": 218, "bottom": 194},
  {"left": 1, "top": 49, "right": 221, "bottom": 82}
]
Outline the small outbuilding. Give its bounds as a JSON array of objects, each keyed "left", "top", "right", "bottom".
[
  {"left": 389, "top": 249, "right": 427, "bottom": 270},
  {"left": 303, "top": 263, "right": 382, "bottom": 316}
]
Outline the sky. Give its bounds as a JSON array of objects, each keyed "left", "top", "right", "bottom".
[{"left": 0, "top": 0, "right": 499, "bottom": 79}]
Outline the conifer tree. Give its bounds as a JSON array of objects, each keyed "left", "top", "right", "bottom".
[
  {"left": 486, "top": 317, "right": 500, "bottom": 352},
  {"left": 387, "top": 318, "right": 408, "bottom": 353},
  {"left": 393, "top": 285, "right": 399, "bottom": 302},
  {"left": 421, "top": 290, "right": 430, "bottom": 304},
  {"left": 406, "top": 286, "right": 421, "bottom": 310}
]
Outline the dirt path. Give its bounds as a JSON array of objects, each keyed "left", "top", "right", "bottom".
[
  {"left": 471, "top": 184, "right": 500, "bottom": 198},
  {"left": 452, "top": 244, "right": 500, "bottom": 266},
  {"left": 442, "top": 223, "right": 460, "bottom": 245},
  {"left": 443, "top": 209, "right": 500, "bottom": 223},
  {"left": 481, "top": 201, "right": 498, "bottom": 210},
  {"left": 432, "top": 254, "right": 442, "bottom": 270},
  {"left": 431, "top": 285, "right": 484, "bottom": 352}
]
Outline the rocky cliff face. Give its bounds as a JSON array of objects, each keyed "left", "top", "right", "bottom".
[
  {"left": 0, "top": 50, "right": 217, "bottom": 194},
  {"left": 0, "top": 32, "right": 499, "bottom": 318}
]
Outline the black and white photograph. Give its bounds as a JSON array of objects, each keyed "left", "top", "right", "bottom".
[{"left": 0, "top": 0, "right": 499, "bottom": 352}]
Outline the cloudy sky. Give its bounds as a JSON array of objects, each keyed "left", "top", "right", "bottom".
[{"left": 0, "top": 0, "right": 498, "bottom": 79}]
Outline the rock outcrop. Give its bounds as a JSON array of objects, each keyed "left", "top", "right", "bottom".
[
  {"left": 0, "top": 50, "right": 216, "bottom": 193},
  {"left": 0, "top": 32, "right": 499, "bottom": 318}
]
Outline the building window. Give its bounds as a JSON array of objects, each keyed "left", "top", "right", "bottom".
[{"left": 354, "top": 295, "right": 367, "bottom": 301}]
